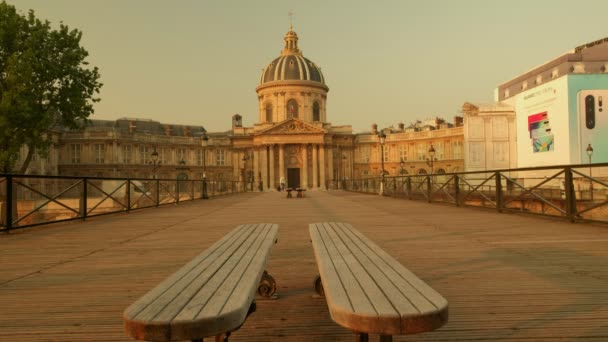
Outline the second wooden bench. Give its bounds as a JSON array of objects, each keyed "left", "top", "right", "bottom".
[{"left": 309, "top": 222, "right": 448, "bottom": 342}]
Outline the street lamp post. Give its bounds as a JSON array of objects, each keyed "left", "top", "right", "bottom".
[
  {"left": 426, "top": 144, "right": 437, "bottom": 175},
  {"left": 378, "top": 130, "right": 386, "bottom": 195},
  {"left": 201, "top": 133, "right": 209, "bottom": 199},
  {"left": 586, "top": 143, "right": 594, "bottom": 201},
  {"left": 150, "top": 149, "right": 160, "bottom": 179}
]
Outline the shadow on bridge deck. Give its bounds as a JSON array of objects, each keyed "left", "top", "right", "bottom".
[{"left": 1, "top": 191, "right": 607, "bottom": 341}]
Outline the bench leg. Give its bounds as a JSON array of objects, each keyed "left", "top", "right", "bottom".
[
  {"left": 355, "top": 332, "right": 369, "bottom": 342},
  {"left": 313, "top": 275, "right": 325, "bottom": 296},
  {"left": 257, "top": 270, "right": 277, "bottom": 298}
]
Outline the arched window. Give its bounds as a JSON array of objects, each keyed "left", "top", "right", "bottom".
[
  {"left": 418, "top": 169, "right": 427, "bottom": 175},
  {"left": 313, "top": 102, "right": 320, "bottom": 121},
  {"left": 265, "top": 104, "right": 273, "bottom": 122},
  {"left": 286, "top": 99, "right": 298, "bottom": 119}
]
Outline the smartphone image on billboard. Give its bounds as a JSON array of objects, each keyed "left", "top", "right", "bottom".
[
  {"left": 578, "top": 90, "right": 608, "bottom": 163},
  {"left": 528, "top": 111, "right": 554, "bottom": 153}
]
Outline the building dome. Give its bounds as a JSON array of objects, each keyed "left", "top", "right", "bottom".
[{"left": 259, "top": 28, "right": 325, "bottom": 85}]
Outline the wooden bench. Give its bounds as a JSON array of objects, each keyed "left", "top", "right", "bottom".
[
  {"left": 296, "top": 188, "right": 306, "bottom": 198},
  {"left": 309, "top": 222, "right": 448, "bottom": 342},
  {"left": 123, "top": 223, "right": 279, "bottom": 341},
  {"left": 286, "top": 188, "right": 293, "bottom": 198}
]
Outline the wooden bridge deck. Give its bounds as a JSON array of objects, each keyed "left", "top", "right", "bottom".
[{"left": 1, "top": 191, "right": 607, "bottom": 341}]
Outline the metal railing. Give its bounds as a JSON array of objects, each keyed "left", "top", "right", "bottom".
[
  {"left": 335, "top": 162, "right": 608, "bottom": 223},
  {"left": 0, "top": 174, "right": 247, "bottom": 232}
]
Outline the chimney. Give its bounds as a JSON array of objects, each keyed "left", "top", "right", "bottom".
[
  {"left": 454, "top": 116, "right": 463, "bottom": 126},
  {"left": 398, "top": 122, "right": 404, "bottom": 131},
  {"left": 164, "top": 125, "right": 173, "bottom": 136},
  {"left": 128, "top": 121, "right": 136, "bottom": 134},
  {"left": 371, "top": 123, "right": 378, "bottom": 135}
]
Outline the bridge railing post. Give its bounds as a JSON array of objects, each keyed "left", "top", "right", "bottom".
[
  {"left": 495, "top": 172, "right": 503, "bottom": 213},
  {"left": 80, "top": 177, "right": 88, "bottom": 220},
  {"left": 564, "top": 167, "right": 577, "bottom": 222},
  {"left": 454, "top": 174, "right": 460, "bottom": 206},
  {"left": 5, "top": 175, "right": 13, "bottom": 231}
]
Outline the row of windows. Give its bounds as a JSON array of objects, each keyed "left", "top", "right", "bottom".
[
  {"left": 358, "top": 141, "right": 464, "bottom": 163},
  {"left": 265, "top": 100, "right": 321, "bottom": 122},
  {"left": 69, "top": 144, "right": 226, "bottom": 166}
]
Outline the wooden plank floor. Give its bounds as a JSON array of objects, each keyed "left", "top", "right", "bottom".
[{"left": 1, "top": 190, "right": 607, "bottom": 341}]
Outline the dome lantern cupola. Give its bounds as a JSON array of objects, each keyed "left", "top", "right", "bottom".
[{"left": 282, "top": 26, "right": 301, "bottom": 56}]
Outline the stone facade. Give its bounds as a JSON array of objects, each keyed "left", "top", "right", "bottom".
[{"left": 14, "top": 27, "right": 467, "bottom": 188}]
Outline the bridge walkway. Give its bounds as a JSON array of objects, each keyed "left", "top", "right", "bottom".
[{"left": 1, "top": 191, "right": 607, "bottom": 341}]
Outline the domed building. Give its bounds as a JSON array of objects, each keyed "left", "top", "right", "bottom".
[
  {"left": 230, "top": 25, "right": 354, "bottom": 191},
  {"left": 256, "top": 26, "right": 328, "bottom": 124}
]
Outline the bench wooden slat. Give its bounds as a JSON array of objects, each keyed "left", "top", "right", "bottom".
[
  {"left": 322, "top": 223, "right": 399, "bottom": 317},
  {"left": 332, "top": 222, "right": 442, "bottom": 314},
  {"left": 328, "top": 222, "right": 421, "bottom": 316},
  {"left": 129, "top": 224, "right": 259, "bottom": 322},
  {"left": 337, "top": 223, "right": 448, "bottom": 314},
  {"left": 167, "top": 224, "right": 264, "bottom": 321},
  {"left": 124, "top": 224, "right": 251, "bottom": 320},
  {"left": 310, "top": 222, "right": 448, "bottom": 336},
  {"left": 124, "top": 223, "right": 279, "bottom": 341},
  {"left": 315, "top": 222, "right": 376, "bottom": 315}
]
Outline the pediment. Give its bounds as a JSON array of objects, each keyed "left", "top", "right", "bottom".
[{"left": 258, "top": 119, "right": 326, "bottom": 135}]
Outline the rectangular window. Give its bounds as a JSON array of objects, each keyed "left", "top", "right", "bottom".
[
  {"left": 177, "top": 148, "right": 186, "bottom": 163},
  {"left": 492, "top": 117, "right": 508, "bottom": 138},
  {"left": 140, "top": 145, "right": 149, "bottom": 164},
  {"left": 435, "top": 142, "right": 444, "bottom": 160},
  {"left": 216, "top": 149, "right": 225, "bottom": 166},
  {"left": 161, "top": 148, "right": 168, "bottom": 164},
  {"left": 399, "top": 145, "right": 407, "bottom": 161},
  {"left": 197, "top": 149, "right": 203, "bottom": 166},
  {"left": 383, "top": 146, "right": 389, "bottom": 163},
  {"left": 469, "top": 142, "right": 484, "bottom": 163},
  {"left": 95, "top": 144, "right": 105, "bottom": 163},
  {"left": 469, "top": 117, "right": 484, "bottom": 139},
  {"left": 453, "top": 141, "right": 463, "bottom": 159},
  {"left": 358, "top": 145, "right": 370, "bottom": 163},
  {"left": 417, "top": 144, "right": 426, "bottom": 161},
  {"left": 123, "top": 145, "right": 132, "bottom": 164},
  {"left": 494, "top": 142, "right": 508, "bottom": 162},
  {"left": 70, "top": 144, "right": 81, "bottom": 164}
]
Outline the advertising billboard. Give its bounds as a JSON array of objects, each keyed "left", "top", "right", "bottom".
[
  {"left": 514, "top": 74, "right": 608, "bottom": 168},
  {"left": 515, "top": 77, "right": 569, "bottom": 168}
]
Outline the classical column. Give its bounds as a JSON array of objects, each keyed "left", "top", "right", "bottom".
[
  {"left": 312, "top": 144, "right": 318, "bottom": 188},
  {"left": 261, "top": 145, "right": 268, "bottom": 190},
  {"left": 302, "top": 144, "right": 308, "bottom": 188},
  {"left": 327, "top": 145, "right": 334, "bottom": 181},
  {"left": 269, "top": 145, "right": 275, "bottom": 190},
  {"left": 279, "top": 144, "right": 285, "bottom": 185},
  {"left": 319, "top": 145, "right": 326, "bottom": 189},
  {"left": 253, "top": 148, "right": 260, "bottom": 191}
]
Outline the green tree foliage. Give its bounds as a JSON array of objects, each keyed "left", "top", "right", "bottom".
[{"left": 0, "top": 1, "right": 102, "bottom": 173}]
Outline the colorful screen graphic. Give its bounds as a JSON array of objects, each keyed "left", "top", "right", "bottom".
[{"left": 528, "top": 111, "right": 554, "bottom": 153}]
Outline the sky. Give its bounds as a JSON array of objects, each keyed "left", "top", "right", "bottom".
[{"left": 9, "top": 0, "right": 608, "bottom": 133}]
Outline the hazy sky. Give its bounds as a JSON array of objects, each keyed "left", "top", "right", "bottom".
[{"left": 10, "top": 0, "right": 608, "bottom": 132}]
